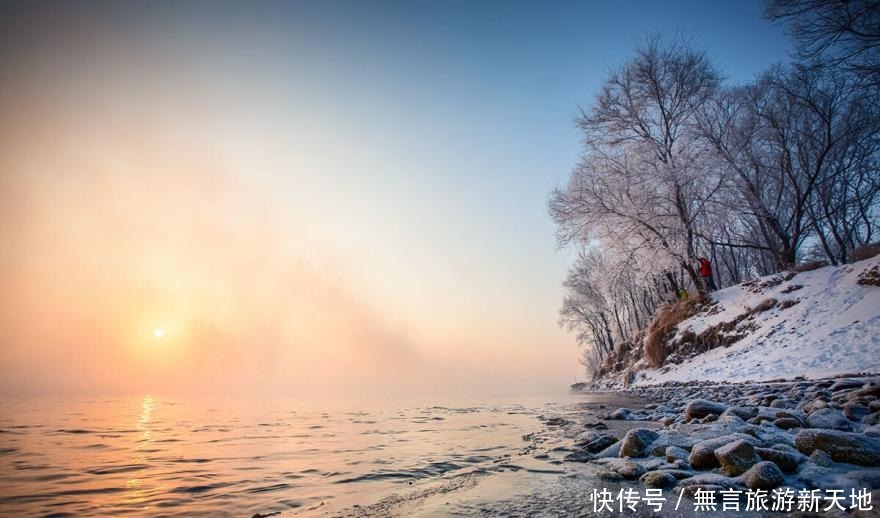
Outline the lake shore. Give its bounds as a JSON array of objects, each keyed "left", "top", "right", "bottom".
[{"left": 325, "top": 377, "right": 880, "bottom": 517}]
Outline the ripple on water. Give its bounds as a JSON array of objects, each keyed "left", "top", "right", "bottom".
[
  {"left": 245, "top": 482, "right": 292, "bottom": 493},
  {"left": 171, "top": 481, "right": 232, "bottom": 494},
  {"left": 85, "top": 463, "right": 150, "bottom": 475}
]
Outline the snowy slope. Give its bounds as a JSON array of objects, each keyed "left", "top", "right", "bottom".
[{"left": 633, "top": 255, "right": 880, "bottom": 386}]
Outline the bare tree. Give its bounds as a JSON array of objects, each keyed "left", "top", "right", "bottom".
[{"left": 766, "top": 0, "right": 880, "bottom": 85}]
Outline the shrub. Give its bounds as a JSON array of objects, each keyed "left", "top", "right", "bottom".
[
  {"left": 858, "top": 265, "right": 880, "bottom": 287},
  {"left": 644, "top": 297, "right": 705, "bottom": 368},
  {"left": 792, "top": 260, "right": 828, "bottom": 273},
  {"left": 778, "top": 299, "right": 800, "bottom": 309},
  {"left": 851, "top": 244, "right": 880, "bottom": 262},
  {"left": 750, "top": 298, "right": 778, "bottom": 314}
]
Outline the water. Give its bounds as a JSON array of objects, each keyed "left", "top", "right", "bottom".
[{"left": 0, "top": 394, "right": 627, "bottom": 517}]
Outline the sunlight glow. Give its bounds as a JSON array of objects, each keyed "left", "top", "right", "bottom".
[{"left": 153, "top": 328, "right": 165, "bottom": 339}]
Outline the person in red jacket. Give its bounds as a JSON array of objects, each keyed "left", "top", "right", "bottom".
[{"left": 698, "top": 257, "right": 717, "bottom": 291}]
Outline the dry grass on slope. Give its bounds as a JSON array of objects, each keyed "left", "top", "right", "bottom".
[{"left": 644, "top": 297, "right": 707, "bottom": 368}]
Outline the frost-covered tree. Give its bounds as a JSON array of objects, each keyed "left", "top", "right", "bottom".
[
  {"left": 550, "top": 36, "right": 722, "bottom": 293},
  {"left": 552, "top": 28, "right": 880, "bottom": 378},
  {"left": 700, "top": 65, "right": 880, "bottom": 266}
]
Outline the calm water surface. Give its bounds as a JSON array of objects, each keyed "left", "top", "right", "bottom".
[{"left": 0, "top": 394, "right": 612, "bottom": 517}]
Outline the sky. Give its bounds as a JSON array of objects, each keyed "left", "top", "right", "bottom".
[{"left": 0, "top": 0, "right": 792, "bottom": 397}]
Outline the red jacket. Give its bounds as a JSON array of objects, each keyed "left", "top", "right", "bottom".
[{"left": 698, "top": 258, "right": 712, "bottom": 277}]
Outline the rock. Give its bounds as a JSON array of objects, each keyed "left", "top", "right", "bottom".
[
  {"left": 665, "top": 446, "right": 689, "bottom": 463},
  {"left": 810, "top": 449, "right": 835, "bottom": 466},
  {"left": 689, "top": 434, "right": 755, "bottom": 469},
  {"left": 584, "top": 421, "right": 609, "bottom": 430},
  {"left": 756, "top": 447, "right": 804, "bottom": 473},
  {"left": 741, "top": 461, "right": 785, "bottom": 490},
  {"left": 794, "top": 429, "right": 880, "bottom": 466},
  {"left": 685, "top": 399, "right": 729, "bottom": 420},
  {"left": 593, "top": 441, "right": 621, "bottom": 459},
  {"left": 722, "top": 406, "right": 758, "bottom": 420},
  {"left": 752, "top": 421, "right": 796, "bottom": 447},
  {"left": 715, "top": 439, "right": 760, "bottom": 476},
  {"left": 844, "top": 402, "right": 871, "bottom": 421},
  {"left": 718, "top": 413, "right": 744, "bottom": 425},
  {"left": 563, "top": 450, "right": 593, "bottom": 462},
  {"left": 584, "top": 435, "right": 618, "bottom": 453},
  {"left": 864, "top": 411, "right": 880, "bottom": 426},
  {"left": 795, "top": 461, "right": 839, "bottom": 489},
  {"left": 865, "top": 424, "right": 880, "bottom": 437},
  {"left": 770, "top": 398, "right": 795, "bottom": 409},
  {"left": 849, "top": 385, "right": 880, "bottom": 399},
  {"left": 774, "top": 417, "right": 802, "bottom": 430},
  {"left": 610, "top": 408, "right": 634, "bottom": 420},
  {"left": 640, "top": 471, "right": 678, "bottom": 488},
  {"left": 596, "top": 469, "right": 624, "bottom": 481},
  {"left": 830, "top": 378, "right": 864, "bottom": 391},
  {"left": 774, "top": 410, "right": 806, "bottom": 423},
  {"left": 593, "top": 458, "right": 646, "bottom": 479},
  {"left": 620, "top": 428, "right": 659, "bottom": 458},
  {"left": 800, "top": 399, "right": 830, "bottom": 414},
  {"left": 574, "top": 431, "right": 599, "bottom": 446},
  {"left": 806, "top": 408, "right": 852, "bottom": 431}
]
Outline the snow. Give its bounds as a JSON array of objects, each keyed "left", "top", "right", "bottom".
[{"left": 634, "top": 256, "right": 880, "bottom": 386}]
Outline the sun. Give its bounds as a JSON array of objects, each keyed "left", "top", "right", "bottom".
[{"left": 153, "top": 328, "right": 165, "bottom": 339}]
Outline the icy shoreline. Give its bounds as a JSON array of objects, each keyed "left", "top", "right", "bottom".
[{"left": 329, "top": 378, "right": 879, "bottom": 517}]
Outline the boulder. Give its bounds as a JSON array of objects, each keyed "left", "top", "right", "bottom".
[
  {"left": 610, "top": 408, "right": 634, "bottom": 420},
  {"left": 597, "top": 469, "right": 624, "bottom": 481},
  {"left": 806, "top": 408, "right": 852, "bottom": 431},
  {"left": 584, "top": 435, "right": 618, "bottom": 453},
  {"left": 593, "top": 440, "right": 622, "bottom": 459},
  {"left": 722, "top": 406, "right": 759, "bottom": 420},
  {"left": 620, "top": 428, "right": 659, "bottom": 458},
  {"left": 593, "top": 458, "right": 646, "bottom": 479},
  {"left": 741, "top": 461, "right": 784, "bottom": 490},
  {"left": 844, "top": 403, "right": 871, "bottom": 422},
  {"left": 689, "top": 434, "right": 755, "bottom": 469},
  {"left": 849, "top": 385, "right": 880, "bottom": 400},
  {"left": 794, "top": 429, "right": 880, "bottom": 466},
  {"left": 755, "top": 447, "right": 804, "bottom": 473},
  {"left": 810, "top": 449, "right": 835, "bottom": 466},
  {"left": 774, "top": 410, "right": 806, "bottom": 424},
  {"left": 685, "top": 399, "right": 729, "bottom": 420},
  {"left": 830, "top": 379, "right": 864, "bottom": 391},
  {"left": 574, "top": 431, "right": 599, "bottom": 447},
  {"left": 715, "top": 439, "right": 760, "bottom": 476},
  {"left": 665, "top": 446, "right": 690, "bottom": 463},
  {"left": 770, "top": 399, "right": 796, "bottom": 409},
  {"left": 773, "top": 417, "right": 802, "bottom": 430},
  {"left": 563, "top": 450, "right": 593, "bottom": 462},
  {"left": 865, "top": 424, "right": 880, "bottom": 438},
  {"left": 640, "top": 470, "right": 678, "bottom": 488}
]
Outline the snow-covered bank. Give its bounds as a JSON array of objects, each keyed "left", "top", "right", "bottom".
[{"left": 632, "top": 256, "right": 880, "bottom": 387}]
